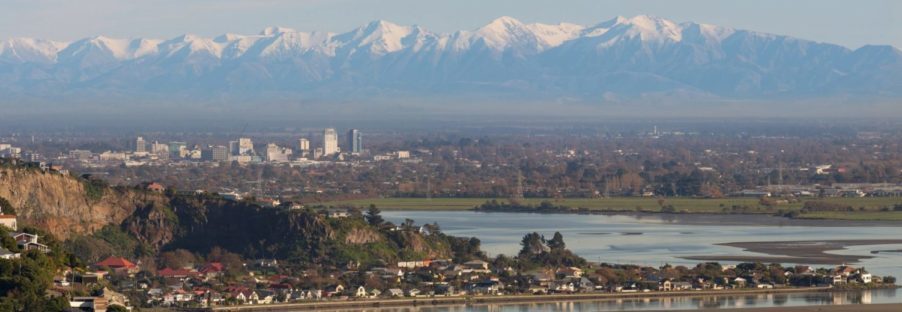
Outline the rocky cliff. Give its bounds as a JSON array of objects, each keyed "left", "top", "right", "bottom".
[
  {"left": 0, "top": 162, "right": 470, "bottom": 266},
  {"left": 0, "top": 165, "right": 162, "bottom": 239}
]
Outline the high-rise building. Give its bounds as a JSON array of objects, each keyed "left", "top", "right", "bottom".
[
  {"left": 238, "top": 138, "right": 254, "bottom": 155},
  {"left": 323, "top": 128, "right": 338, "bottom": 156},
  {"left": 169, "top": 141, "right": 187, "bottom": 159},
  {"left": 228, "top": 141, "right": 239, "bottom": 156},
  {"left": 151, "top": 141, "right": 168, "bottom": 154},
  {"left": 265, "top": 143, "right": 292, "bottom": 163},
  {"left": 298, "top": 138, "right": 310, "bottom": 152},
  {"left": 135, "top": 137, "right": 146, "bottom": 154},
  {"left": 208, "top": 145, "right": 229, "bottom": 161},
  {"left": 347, "top": 129, "right": 362, "bottom": 154}
]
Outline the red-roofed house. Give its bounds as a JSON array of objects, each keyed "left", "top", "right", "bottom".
[
  {"left": 199, "top": 262, "right": 224, "bottom": 281},
  {"left": 96, "top": 256, "right": 139, "bottom": 274},
  {"left": 146, "top": 182, "right": 166, "bottom": 193},
  {"left": 158, "top": 267, "right": 199, "bottom": 279}
]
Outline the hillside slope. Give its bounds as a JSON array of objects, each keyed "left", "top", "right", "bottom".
[
  {"left": 0, "top": 161, "right": 470, "bottom": 266},
  {"left": 0, "top": 164, "right": 157, "bottom": 239}
]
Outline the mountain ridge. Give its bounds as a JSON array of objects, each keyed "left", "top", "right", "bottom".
[{"left": 2, "top": 15, "right": 901, "bottom": 104}]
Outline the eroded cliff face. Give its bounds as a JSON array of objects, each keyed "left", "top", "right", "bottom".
[
  {"left": 0, "top": 165, "right": 460, "bottom": 264},
  {"left": 0, "top": 167, "right": 156, "bottom": 239}
]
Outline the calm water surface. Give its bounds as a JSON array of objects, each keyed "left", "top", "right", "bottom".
[
  {"left": 329, "top": 288, "right": 902, "bottom": 311},
  {"left": 377, "top": 211, "right": 902, "bottom": 310},
  {"left": 383, "top": 211, "right": 902, "bottom": 279}
]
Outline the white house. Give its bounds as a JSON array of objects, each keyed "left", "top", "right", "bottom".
[
  {"left": 0, "top": 215, "right": 16, "bottom": 230},
  {"left": 0, "top": 247, "right": 19, "bottom": 260},
  {"left": 355, "top": 286, "right": 367, "bottom": 298}
]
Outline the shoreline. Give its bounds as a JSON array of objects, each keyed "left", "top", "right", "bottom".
[
  {"left": 682, "top": 239, "right": 902, "bottom": 265},
  {"left": 382, "top": 209, "right": 902, "bottom": 227},
  {"left": 209, "top": 287, "right": 861, "bottom": 311},
  {"left": 329, "top": 197, "right": 902, "bottom": 223}
]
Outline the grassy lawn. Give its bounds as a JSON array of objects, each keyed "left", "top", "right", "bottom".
[{"left": 325, "top": 197, "right": 902, "bottom": 221}]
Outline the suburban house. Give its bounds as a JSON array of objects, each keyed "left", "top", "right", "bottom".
[
  {"left": 0, "top": 214, "right": 16, "bottom": 230},
  {"left": 557, "top": 266, "right": 584, "bottom": 278},
  {"left": 95, "top": 256, "right": 140, "bottom": 274},
  {"left": 385, "top": 288, "right": 404, "bottom": 298},
  {"left": 158, "top": 267, "right": 199, "bottom": 280},
  {"left": 11, "top": 232, "right": 49, "bottom": 253},
  {"left": 199, "top": 262, "right": 225, "bottom": 279},
  {"left": 146, "top": 182, "right": 166, "bottom": 193},
  {"left": 354, "top": 286, "right": 367, "bottom": 298},
  {"left": 460, "top": 260, "right": 491, "bottom": 273},
  {"left": 324, "top": 284, "right": 345, "bottom": 297}
]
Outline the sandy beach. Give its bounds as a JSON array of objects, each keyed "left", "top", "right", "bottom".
[{"left": 682, "top": 239, "right": 902, "bottom": 265}]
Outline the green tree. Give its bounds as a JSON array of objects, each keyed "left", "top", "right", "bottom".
[
  {"left": 365, "top": 205, "right": 384, "bottom": 226},
  {"left": 107, "top": 304, "right": 128, "bottom": 312},
  {"left": 518, "top": 232, "right": 545, "bottom": 257},
  {"left": 547, "top": 232, "right": 566, "bottom": 251},
  {"left": 0, "top": 197, "right": 14, "bottom": 215}
]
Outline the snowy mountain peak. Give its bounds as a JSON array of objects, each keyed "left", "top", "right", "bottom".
[
  {"left": 340, "top": 20, "right": 417, "bottom": 55},
  {"left": 57, "top": 36, "right": 133, "bottom": 65},
  {"left": 608, "top": 15, "right": 682, "bottom": 42},
  {"left": 0, "top": 37, "right": 64, "bottom": 63},
  {"left": 472, "top": 17, "right": 584, "bottom": 54},
  {"left": 482, "top": 16, "right": 526, "bottom": 30},
  {"left": 361, "top": 20, "right": 411, "bottom": 34},
  {"left": 1, "top": 15, "right": 901, "bottom": 103},
  {"left": 260, "top": 26, "right": 297, "bottom": 36},
  {"left": 159, "top": 34, "right": 223, "bottom": 58}
]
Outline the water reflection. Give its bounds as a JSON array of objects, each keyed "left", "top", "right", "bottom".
[{"left": 322, "top": 289, "right": 901, "bottom": 312}]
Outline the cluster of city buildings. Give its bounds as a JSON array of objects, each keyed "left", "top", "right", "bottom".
[
  {"left": 0, "top": 142, "right": 40, "bottom": 162},
  {"left": 65, "top": 128, "right": 368, "bottom": 166}
]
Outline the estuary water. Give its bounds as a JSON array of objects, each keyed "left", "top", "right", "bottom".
[
  {"left": 337, "top": 288, "right": 902, "bottom": 311},
  {"left": 376, "top": 211, "right": 902, "bottom": 311},
  {"left": 383, "top": 211, "right": 902, "bottom": 279}
]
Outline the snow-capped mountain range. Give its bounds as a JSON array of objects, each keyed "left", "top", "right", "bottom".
[{"left": 2, "top": 15, "right": 901, "bottom": 102}]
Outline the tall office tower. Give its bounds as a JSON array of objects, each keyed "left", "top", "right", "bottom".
[
  {"left": 238, "top": 137, "right": 254, "bottom": 155},
  {"left": 228, "top": 141, "right": 239, "bottom": 156},
  {"left": 136, "top": 137, "right": 146, "bottom": 153},
  {"left": 323, "top": 128, "right": 338, "bottom": 156},
  {"left": 298, "top": 138, "right": 310, "bottom": 152},
  {"left": 347, "top": 129, "right": 362, "bottom": 154},
  {"left": 212, "top": 145, "right": 230, "bottom": 161}
]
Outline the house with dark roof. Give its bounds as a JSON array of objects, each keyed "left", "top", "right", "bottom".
[{"left": 10, "top": 232, "right": 49, "bottom": 253}]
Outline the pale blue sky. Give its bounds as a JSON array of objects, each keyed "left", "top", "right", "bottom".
[{"left": 2, "top": 0, "right": 900, "bottom": 48}]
